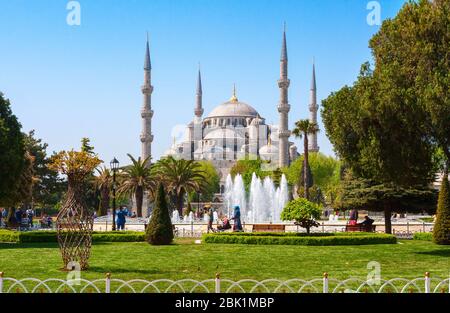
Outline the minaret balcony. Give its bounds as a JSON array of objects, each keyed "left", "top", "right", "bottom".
[
  {"left": 140, "top": 134, "right": 154, "bottom": 142},
  {"left": 277, "top": 79, "right": 290, "bottom": 88},
  {"left": 141, "top": 109, "right": 153, "bottom": 118},
  {"left": 278, "top": 130, "right": 291, "bottom": 138},
  {"left": 277, "top": 104, "right": 291, "bottom": 113},
  {"left": 141, "top": 85, "right": 153, "bottom": 94},
  {"left": 194, "top": 108, "right": 204, "bottom": 117}
]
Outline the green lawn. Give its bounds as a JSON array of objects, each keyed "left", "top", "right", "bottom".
[{"left": 0, "top": 239, "right": 449, "bottom": 281}]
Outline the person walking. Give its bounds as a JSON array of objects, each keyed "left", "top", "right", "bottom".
[
  {"left": 231, "top": 205, "right": 243, "bottom": 232},
  {"left": 207, "top": 208, "right": 214, "bottom": 233},
  {"left": 116, "top": 206, "right": 127, "bottom": 230},
  {"left": 348, "top": 209, "right": 358, "bottom": 226},
  {"left": 26, "top": 208, "right": 34, "bottom": 228}
]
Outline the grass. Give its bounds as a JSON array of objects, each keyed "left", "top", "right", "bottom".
[{"left": 0, "top": 239, "right": 449, "bottom": 281}]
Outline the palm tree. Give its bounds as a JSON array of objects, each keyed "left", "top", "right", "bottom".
[
  {"left": 155, "top": 156, "right": 206, "bottom": 216},
  {"left": 94, "top": 166, "right": 112, "bottom": 216},
  {"left": 292, "top": 119, "right": 319, "bottom": 200},
  {"left": 117, "top": 154, "right": 155, "bottom": 217}
]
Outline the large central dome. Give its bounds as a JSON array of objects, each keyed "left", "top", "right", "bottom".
[{"left": 207, "top": 88, "right": 259, "bottom": 118}]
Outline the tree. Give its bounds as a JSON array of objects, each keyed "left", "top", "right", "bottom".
[
  {"left": 155, "top": 156, "right": 206, "bottom": 216},
  {"left": 117, "top": 154, "right": 155, "bottom": 218},
  {"left": 79, "top": 138, "right": 99, "bottom": 213},
  {"left": 0, "top": 92, "right": 26, "bottom": 206},
  {"left": 321, "top": 2, "right": 445, "bottom": 230},
  {"left": 337, "top": 170, "right": 437, "bottom": 234},
  {"left": 94, "top": 167, "right": 112, "bottom": 216},
  {"left": 80, "top": 137, "right": 95, "bottom": 155},
  {"left": 188, "top": 161, "right": 220, "bottom": 202},
  {"left": 230, "top": 159, "right": 269, "bottom": 191},
  {"left": 369, "top": 0, "right": 450, "bottom": 169},
  {"left": 146, "top": 183, "right": 174, "bottom": 245},
  {"left": 23, "top": 130, "right": 66, "bottom": 209},
  {"left": 281, "top": 198, "right": 321, "bottom": 234},
  {"left": 433, "top": 172, "right": 450, "bottom": 244},
  {"left": 292, "top": 119, "right": 319, "bottom": 200},
  {"left": 5, "top": 152, "right": 35, "bottom": 226}
]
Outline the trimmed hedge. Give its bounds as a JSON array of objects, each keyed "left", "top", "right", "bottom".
[
  {"left": 0, "top": 230, "right": 145, "bottom": 243},
  {"left": 203, "top": 233, "right": 397, "bottom": 246},
  {"left": 211, "top": 232, "right": 379, "bottom": 237},
  {"left": 413, "top": 232, "right": 433, "bottom": 241}
]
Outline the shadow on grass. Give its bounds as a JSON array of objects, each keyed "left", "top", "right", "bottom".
[
  {"left": 0, "top": 241, "right": 114, "bottom": 250},
  {"left": 87, "top": 266, "right": 166, "bottom": 275},
  {"left": 415, "top": 249, "right": 450, "bottom": 257}
]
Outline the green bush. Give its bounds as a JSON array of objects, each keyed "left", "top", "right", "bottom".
[
  {"left": 414, "top": 232, "right": 433, "bottom": 241},
  {"left": 0, "top": 230, "right": 146, "bottom": 243},
  {"left": 281, "top": 198, "right": 322, "bottom": 234},
  {"left": 208, "top": 232, "right": 377, "bottom": 237},
  {"left": 203, "top": 233, "right": 396, "bottom": 245},
  {"left": 433, "top": 174, "right": 450, "bottom": 244},
  {"left": 146, "top": 184, "right": 174, "bottom": 245}
]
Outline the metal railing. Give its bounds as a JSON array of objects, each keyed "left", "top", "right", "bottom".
[{"left": 0, "top": 272, "right": 448, "bottom": 293}]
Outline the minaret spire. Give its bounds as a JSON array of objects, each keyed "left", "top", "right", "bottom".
[
  {"left": 278, "top": 24, "right": 291, "bottom": 167},
  {"left": 144, "top": 32, "right": 151, "bottom": 70},
  {"left": 140, "top": 34, "right": 154, "bottom": 165},
  {"left": 194, "top": 64, "right": 204, "bottom": 118},
  {"left": 308, "top": 60, "right": 319, "bottom": 152}
]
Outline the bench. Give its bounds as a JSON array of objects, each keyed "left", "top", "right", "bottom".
[
  {"left": 345, "top": 224, "right": 376, "bottom": 232},
  {"left": 252, "top": 224, "right": 286, "bottom": 232}
]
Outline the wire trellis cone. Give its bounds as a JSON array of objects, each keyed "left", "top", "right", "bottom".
[{"left": 56, "top": 178, "right": 93, "bottom": 270}]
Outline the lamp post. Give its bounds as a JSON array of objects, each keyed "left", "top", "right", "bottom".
[{"left": 110, "top": 157, "right": 120, "bottom": 231}]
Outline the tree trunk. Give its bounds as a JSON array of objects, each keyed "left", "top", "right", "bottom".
[
  {"left": 304, "top": 133, "right": 310, "bottom": 200},
  {"left": 384, "top": 206, "right": 392, "bottom": 234},
  {"left": 136, "top": 186, "right": 143, "bottom": 217},
  {"left": 99, "top": 187, "right": 109, "bottom": 216},
  {"left": 177, "top": 190, "right": 185, "bottom": 216},
  {"left": 306, "top": 226, "right": 310, "bottom": 234}
]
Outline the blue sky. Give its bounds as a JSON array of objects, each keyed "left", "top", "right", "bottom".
[{"left": 0, "top": 0, "right": 406, "bottom": 165}]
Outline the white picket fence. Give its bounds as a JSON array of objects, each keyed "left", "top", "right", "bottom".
[{"left": 0, "top": 272, "right": 449, "bottom": 293}]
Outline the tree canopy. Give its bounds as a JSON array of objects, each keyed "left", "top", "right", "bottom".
[{"left": 0, "top": 93, "right": 26, "bottom": 206}]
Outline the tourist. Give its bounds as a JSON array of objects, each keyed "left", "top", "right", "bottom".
[
  {"left": 26, "top": 208, "right": 34, "bottom": 228},
  {"left": 217, "top": 216, "right": 231, "bottom": 231},
  {"left": 0, "top": 208, "right": 3, "bottom": 227},
  {"left": 47, "top": 216, "right": 53, "bottom": 228},
  {"left": 130, "top": 211, "right": 137, "bottom": 218},
  {"left": 231, "top": 205, "right": 243, "bottom": 232},
  {"left": 348, "top": 209, "right": 358, "bottom": 226},
  {"left": 207, "top": 208, "right": 214, "bottom": 233},
  {"left": 14, "top": 208, "right": 22, "bottom": 225},
  {"left": 359, "top": 216, "right": 374, "bottom": 227},
  {"left": 116, "top": 206, "right": 127, "bottom": 230}
]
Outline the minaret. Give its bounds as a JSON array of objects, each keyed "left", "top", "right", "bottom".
[
  {"left": 277, "top": 24, "right": 291, "bottom": 168},
  {"left": 194, "top": 66, "right": 203, "bottom": 118},
  {"left": 140, "top": 35, "right": 154, "bottom": 165},
  {"left": 308, "top": 61, "right": 319, "bottom": 152},
  {"left": 192, "top": 66, "right": 203, "bottom": 159}
]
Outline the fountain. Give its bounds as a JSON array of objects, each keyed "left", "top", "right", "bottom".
[
  {"left": 172, "top": 210, "right": 180, "bottom": 223},
  {"left": 224, "top": 172, "right": 289, "bottom": 223}
]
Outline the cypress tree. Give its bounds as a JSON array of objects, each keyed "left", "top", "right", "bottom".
[
  {"left": 433, "top": 173, "right": 450, "bottom": 245},
  {"left": 146, "top": 183, "right": 174, "bottom": 245}
]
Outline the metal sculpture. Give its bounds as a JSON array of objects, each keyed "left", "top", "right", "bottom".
[{"left": 50, "top": 150, "right": 101, "bottom": 270}]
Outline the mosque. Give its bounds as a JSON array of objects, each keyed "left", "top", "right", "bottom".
[{"left": 138, "top": 29, "right": 320, "bottom": 191}]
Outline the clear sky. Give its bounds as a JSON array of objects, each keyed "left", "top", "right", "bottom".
[{"left": 0, "top": 0, "right": 406, "bottom": 165}]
